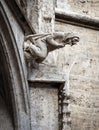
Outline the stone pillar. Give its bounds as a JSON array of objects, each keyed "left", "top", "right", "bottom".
[
  {"left": 30, "top": 83, "right": 59, "bottom": 130},
  {"left": 38, "top": 0, "right": 55, "bottom": 33},
  {"left": 25, "top": 1, "right": 60, "bottom": 130},
  {"left": 26, "top": 0, "right": 55, "bottom": 33},
  {"left": 26, "top": 0, "right": 39, "bottom": 32}
]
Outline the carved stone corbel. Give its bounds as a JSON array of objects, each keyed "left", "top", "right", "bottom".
[{"left": 24, "top": 32, "right": 80, "bottom": 63}]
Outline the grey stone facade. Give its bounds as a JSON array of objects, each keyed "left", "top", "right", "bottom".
[{"left": 0, "top": 0, "right": 99, "bottom": 130}]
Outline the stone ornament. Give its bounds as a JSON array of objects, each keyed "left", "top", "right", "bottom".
[{"left": 24, "top": 32, "right": 79, "bottom": 63}]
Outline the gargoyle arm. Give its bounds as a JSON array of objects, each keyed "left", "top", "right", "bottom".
[
  {"left": 52, "top": 32, "right": 65, "bottom": 39},
  {"left": 46, "top": 37, "right": 64, "bottom": 47}
]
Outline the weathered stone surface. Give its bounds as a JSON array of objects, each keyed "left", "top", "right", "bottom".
[
  {"left": 0, "top": 95, "right": 13, "bottom": 130},
  {"left": 25, "top": 1, "right": 99, "bottom": 129},
  {"left": 30, "top": 83, "right": 59, "bottom": 130},
  {"left": 24, "top": 32, "right": 79, "bottom": 62},
  {"left": 55, "top": 22, "right": 99, "bottom": 130},
  {"left": 0, "top": 1, "right": 30, "bottom": 130},
  {"left": 55, "top": 8, "right": 99, "bottom": 31},
  {"left": 57, "top": 0, "right": 99, "bottom": 18},
  {"left": 2, "top": 0, "right": 99, "bottom": 130}
]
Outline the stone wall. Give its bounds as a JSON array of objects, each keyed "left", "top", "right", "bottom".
[
  {"left": 56, "top": 0, "right": 99, "bottom": 18},
  {"left": 16, "top": 0, "right": 99, "bottom": 130},
  {"left": 30, "top": 20, "right": 99, "bottom": 130},
  {"left": 55, "top": 1, "right": 99, "bottom": 130}
]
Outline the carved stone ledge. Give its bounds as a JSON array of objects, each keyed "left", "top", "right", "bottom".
[
  {"left": 28, "top": 72, "right": 66, "bottom": 83},
  {"left": 55, "top": 8, "right": 99, "bottom": 30}
]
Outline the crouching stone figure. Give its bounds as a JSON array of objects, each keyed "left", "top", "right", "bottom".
[{"left": 24, "top": 32, "right": 79, "bottom": 63}]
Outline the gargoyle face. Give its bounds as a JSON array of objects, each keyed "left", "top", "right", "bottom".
[
  {"left": 65, "top": 36, "right": 79, "bottom": 46},
  {"left": 71, "top": 36, "right": 79, "bottom": 46}
]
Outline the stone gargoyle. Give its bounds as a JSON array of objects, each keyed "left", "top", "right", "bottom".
[{"left": 24, "top": 32, "right": 79, "bottom": 63}]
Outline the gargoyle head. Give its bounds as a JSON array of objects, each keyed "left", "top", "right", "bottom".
[{"left": 63, "top": 33, "right": 79, "bottom": 46}]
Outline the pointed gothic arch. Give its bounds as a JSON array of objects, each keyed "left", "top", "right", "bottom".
[{"left": 0, "top": 2, "right": 30, "bottom": 130}]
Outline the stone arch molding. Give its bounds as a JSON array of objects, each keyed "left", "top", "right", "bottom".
[{"left": 0, "top": 2, "right": 30, "bottom": 130}]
